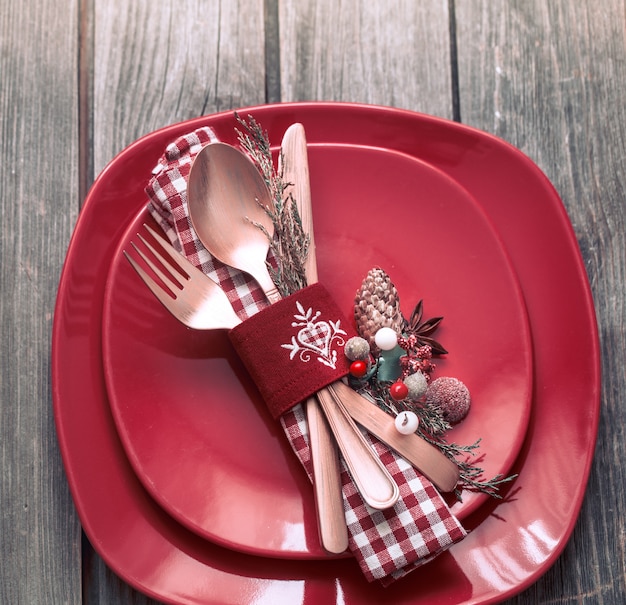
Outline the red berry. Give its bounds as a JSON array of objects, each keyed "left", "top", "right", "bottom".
[
  {"left": 349, "top": 360, "right": 368, "bottom": 378},
  {"left": 390, "top": 380, "right": 409, "bottom": 401}
]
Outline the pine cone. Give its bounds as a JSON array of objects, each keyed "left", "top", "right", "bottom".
[{"left": 354, "top": 268, "right": 404, "bottom": 352}]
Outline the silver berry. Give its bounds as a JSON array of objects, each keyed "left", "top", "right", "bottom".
[
  {"left": 404, "top": 371, "right": 428, "bottom": 400},
  {"left": 344, "top": 336, "right": 371, "bottom": 361}
]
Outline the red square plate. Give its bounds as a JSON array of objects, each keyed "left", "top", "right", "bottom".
[{"left": 52, "top": 102, "right": 599, "bottom": 604}]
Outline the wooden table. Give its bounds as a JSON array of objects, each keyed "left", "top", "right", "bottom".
[{"left": 2, "top": 1, "right": 624, "bottom": 603}]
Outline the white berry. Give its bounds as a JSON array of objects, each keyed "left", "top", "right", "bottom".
[
  {"left": 374, "top": 327, "right": 398, "bottom": 351},
  {"left": 395, "top": 411, "right": 419, "bottom": 434}
]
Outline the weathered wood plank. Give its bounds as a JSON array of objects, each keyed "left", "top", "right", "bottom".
[
  {"left": 279, "top": 0, "right": 454, "bottom": 118},
  {"left": 0, "top": 1, "right": 82, "bottom": 604},
  {"left": 91, "top": 0, "right": 267, "bottom": 177},
  {"left": 84, "top": 1, "right": 266, "bottom": 602},
  {"left": 82, "top": 541, "right": 165, "bottom": 605},
  {"left": 455, "top": 1, "right": 626, "bottom": 602}
]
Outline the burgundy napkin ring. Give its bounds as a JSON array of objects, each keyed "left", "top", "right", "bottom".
[{"left": 229, "top": 283, "right": 357, "bottom": 418}]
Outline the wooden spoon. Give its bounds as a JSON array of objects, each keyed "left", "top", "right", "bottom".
[{"left": 187, "top": 142, "right": 400, "bottom": 511}]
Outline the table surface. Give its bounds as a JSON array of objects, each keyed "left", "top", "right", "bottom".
[{"left": 2, "top": 1, "right": 624, "bottom": 603}]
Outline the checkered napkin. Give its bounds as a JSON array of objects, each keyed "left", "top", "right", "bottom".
[{"left": 145, "top": 126, "right": 467, "bottom": 584}]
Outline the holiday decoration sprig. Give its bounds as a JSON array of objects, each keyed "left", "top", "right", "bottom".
[
  {"left": 235, "top": 113, "right": 309, "bottom": 296},
  {"left": 349, "top": 267, "right": 518, "bottom": 500}
]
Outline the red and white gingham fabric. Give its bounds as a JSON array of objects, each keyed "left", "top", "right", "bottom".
[{"left": 145, "top": 126, "right": 467, "bottom": 584}]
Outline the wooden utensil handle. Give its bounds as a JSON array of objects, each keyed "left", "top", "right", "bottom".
[
  {"left": 306, "top": 396, "right": 348, "bottom": 553},
  {"left": 333, "top": 381, "right": 460, "bottom": 492}
]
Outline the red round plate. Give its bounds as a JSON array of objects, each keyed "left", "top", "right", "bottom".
[
  {"left": 101, "top": 144, "right": 532, "bottom": 557},
  {"left": 52, "top": 103, "right": 600, "bottom": 604}
]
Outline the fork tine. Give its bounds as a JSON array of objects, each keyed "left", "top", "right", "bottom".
[
  {"left": 123, "top": 249, "right": 182, "bottom": 317},
  {"left": 134, "top": 235, "right": 186, "bottom": 290},
  {"left": 124, "top": 223, "right": 240, "bottom": 331}
]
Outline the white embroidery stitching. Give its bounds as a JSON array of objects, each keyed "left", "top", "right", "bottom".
[{"left": 281, "top": 301, "right": 347, "bottom": 369}]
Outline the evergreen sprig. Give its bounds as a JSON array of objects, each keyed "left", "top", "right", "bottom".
[{"left": 235, "top": 113, "right": 309, "bottom": 296}]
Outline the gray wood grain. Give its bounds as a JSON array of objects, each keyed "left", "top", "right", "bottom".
[
  {"left": 455, "top": 1, "right": 626, "bottom": 602},
  {"left": 279, "top": 0, "right": 454, "bottom": 118},
  {"left": 0, "top": 1, "right": 82, "bottom": 604},
  {"left": 91, "top": 0, "right": 267, "bottom": 177}
]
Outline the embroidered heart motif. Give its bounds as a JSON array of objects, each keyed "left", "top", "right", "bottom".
[
  {"left": 282, "top": 300, "right": 347, "bottom": 369},
  {"left": 297, "top": 322, "right": 331, "bottom": 357}
]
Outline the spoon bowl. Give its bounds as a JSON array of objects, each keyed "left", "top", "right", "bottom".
[{"left": 188, "top": 143, "right": 280, "bottom": 301}]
